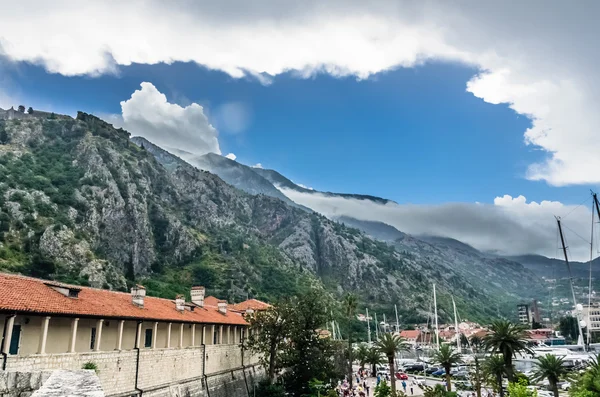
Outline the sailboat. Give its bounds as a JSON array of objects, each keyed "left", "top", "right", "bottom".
[{"left": 554, "top": 191, "right": 600, "bottom": 351}]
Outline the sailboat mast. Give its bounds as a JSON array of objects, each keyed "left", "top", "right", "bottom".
[
  {"left": 374, "top": 313, "right": 379, "bottom": 340},
  {"left": 395, "top": 305, "right": 400, "bottom": 333},
  {"left": 433, "top": 283, "right": 440, "bottom": 349},
  {"left": 557, "top": 217, "right": 585, "bottom": 346},
  {"left": 588, "top": 194, "right": 596, "bottom": 347},
  {"left": 452, "top": 296, "right": 461, "bottom": 353},
  {"left": 366, "top": 308, "right": 372, "bottom": 346}
]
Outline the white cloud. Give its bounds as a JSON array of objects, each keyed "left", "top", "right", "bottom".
[
  {"left": 120, "top": 82, "right": 220, "bottom": 156},
  {"left": 278, "top": 188, "right": 595, "bottom": 260},
  {"left": 0, "top": 1, "right": 599, "bottom": 185},
  {"left": 225, "top": 153, "right": 237, "bottom": 160},
  {"left": 252, "top": 163, "right": 263, "bottom": 169},
  {"left": 295, "top": 183, "right": 314, "bottom": 190}
]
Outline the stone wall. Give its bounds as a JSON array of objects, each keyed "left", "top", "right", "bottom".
[
  {"left": 0, "top": 370, "right": 53, "bottom": 397},
  {"left": 4, "top": 345, "right": 262, "bottom": 397}
]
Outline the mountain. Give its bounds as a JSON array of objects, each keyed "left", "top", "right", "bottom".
[
  {"left": 131, "top": 138, "right": 304, "bottom": 210},
  {"left": 506, "top": 254, "right": 600, "bottom": 279},
  {"left": 418, "top": 235, "right": 486, "bottom": 257},
  {"left": 0, "top": 113, "right": 543, "bottom": 323},
  {"left": 252, "top": 167, "right": 394, "bottom": 204},
  {"left": 334, "top": 216, "right": 406, "bottom": 242}
]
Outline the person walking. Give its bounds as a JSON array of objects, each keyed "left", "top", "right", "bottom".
[{"left": 401, "top": 380, "right": 407, "bottom": 393}]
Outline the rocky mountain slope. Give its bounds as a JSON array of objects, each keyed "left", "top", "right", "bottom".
[{"left": 0, "top": 113, "right": 542, "bottom": 323}]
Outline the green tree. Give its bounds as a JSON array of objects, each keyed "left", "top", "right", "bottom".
[
  {"left": 377, "top": 333, "right": 405, "bottom": 395},
  {"left": 432, "top": 344, "right": 462, "bottom": 392},
  {"left": 246, "top": 302, "right": 291, "bottom": 383},
  {"left": 507, "top": 378, "right": 537, "bottom": 397},
  {"left": 531, "top": 354, "right": 569, "bottom": 397},
  {"left": 569, "top": 354, "right": 600, "bottom": 396},
  {"left": 366, "top": 346, "right": 384, "bottom": 375},
  {"left": 282, "top": 291, "right": 336, "bottom": 397},
  {"left": 343, "top": 293, "right": 358, "bottom": 388},
  {"left": 483, "top": 354, "right": 507, "bottom": 397},
  {"left": 558, "top": 316, "right": 579, "bottom": 342},
  {"left": 483, "top": 320, "right": 531, "bottom": 381},
  {"left": 0, "top": 128, "right": 8, "bottom": 144},
  {"left": 356, "top": 343, "right": 370, "bottom": 371}
]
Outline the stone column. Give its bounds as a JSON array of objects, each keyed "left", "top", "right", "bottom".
[
  {"left": 116, "top": 320, "right": 124, "bottom": 350},
  {"left": 219, "top": 325, "right": 223, "bottom": 344},
  {"left": 2, "top": 316, "right": 15, "bottom": 355},
  {"left": 191, "top": 324, "right": 196, "bottom": 346},
  {"left": 226, "top": 325, "right": 231, "bottom": 344},
  {"left": 166, "top": 323, "right": 172, "bottom": 348},
  {"left": 95, "top": 319, "right": 104, "bottom": 351},
  {"left": 37, "top": 316, "right": 51, "bottom": 354},
  {"left": 152, "top": 322, "right": 158, "bottom": 349},
  {"left": 135, "top": 322, "right": 142, "bottom": 349},
  {"left": 234, "top": 326, "right": 237, "bottom": 344},
  {"left": 179, "top": 323, "right": 184, "bottom": 348},
  {"left": 201, "top": 325, "right": 206, "bottom": 345},
  {"left": 68, "top": 318, "right": 79, "bottom": 353}
]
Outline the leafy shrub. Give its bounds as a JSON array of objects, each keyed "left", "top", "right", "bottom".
[{"left": 82, "top": 361, "right": 98, "bottom": 372}]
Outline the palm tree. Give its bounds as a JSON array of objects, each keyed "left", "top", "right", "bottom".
[
  {"left": 574, "top": 353, "right": 600, "bottom": 395},
  {"left": 470, "top": 335, "right": 482, "bottom": 352},
  {"left": 343, "top": 293, "right": 358, "bottom": 387},
  {"left": 356, "top": 343, "right": 370, "bottom": 371},
  {"left": 460, "top": 333, "right": 469, "bottom": 349},
  {"left": 376, "top": 333, "right": 405, "bottom": 395},
  {"left": 483, "top": 320, "right": 532, "bottom": 382},
  {"left": 531, "top": 354, "right": 570, "bottom": 397},
  {"left": 432, "top": 343, "right": 462, "bottom": 392},
  {"left": 366, "top": 346, "right": 384, "bottom": 376},
  {"left": 483, "top": 354, "right": 507, "bottom": 397}
]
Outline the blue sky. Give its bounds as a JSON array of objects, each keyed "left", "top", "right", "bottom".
[
  {"left": 2, "top": 1, "right": 600, "bottom": 257},
  {"left": 3, "top": 60, "right": 591, "bottom": 205}
]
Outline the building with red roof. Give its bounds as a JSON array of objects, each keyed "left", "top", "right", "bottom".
[{"left": 0, "top": 272, "right": 251, "bottom": 357}]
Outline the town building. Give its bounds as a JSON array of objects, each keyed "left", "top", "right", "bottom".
[
  {"left": 517, "top": 304, "right": 531, "bottom": 324},
  {"left": 582, "top": 303, "right": 600, "bottom": 333},
  {"left": 0, "top": 273, "right": 268, "bottom": 396}
]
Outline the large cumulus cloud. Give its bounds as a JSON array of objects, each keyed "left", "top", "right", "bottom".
[
  {"left": 0, "top": 1, "right": 599, "bottom": 185},
  {"left": 120, "top": 82, "right": 220, "bottom": 156}
]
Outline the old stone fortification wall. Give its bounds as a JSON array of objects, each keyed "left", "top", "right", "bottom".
[
  {"left": 4, "top": 345, "right": 263, "bottom": 397},
  {"left": 0, "top": 370, "right": 53, "bottom": 397}
]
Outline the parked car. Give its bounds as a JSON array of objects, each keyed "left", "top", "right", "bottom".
[
  {"left": 404, "top": 364, "right": 425, "bottom": 373},
  {"left": 395, "top": 372, "right": 409, "bottom": 380},
  {"left": 432, "top": 369, "right": 446, "bottom": 377},
  {"left": 561, "top": 382, "right": 571, "bottom": 391},
  {"left": 452, "top": 371, "right": 469, "bottom": 379},
  {"left": 425, "top": 367, "right": 442, "bottom": 375}
]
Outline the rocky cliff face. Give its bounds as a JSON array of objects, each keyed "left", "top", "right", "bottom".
[{"left": 0, "top": 114, "right": 541, "bottom": 322}]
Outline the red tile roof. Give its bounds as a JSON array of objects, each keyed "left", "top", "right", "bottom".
[
  {"left": 231, "top": 299, "right": 271, "bottom": 312},
  {"left": 203, "top": 296, "right": 220, "bottom": 308},
  {"left": 399, "top": 330, "right": 420, "bottom": 339},
  {"left": 0, "top": 273, "right": 247, "bottom": 326}
]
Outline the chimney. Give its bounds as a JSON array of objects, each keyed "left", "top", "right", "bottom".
[
  {"left": 131, "top": 285, "right": 146, "bottom": 307},
  {"left": 175, "top": 294, "right": 185, "bottom": 311},
  {"left": 218, "top": 300, "right": 227, "bottom": 314},
  {"left": 191, "top": 286, "right": 205, "bottom": 307},
  {"left": 245, "top": 308, "right": 254, "bottom": 316}
]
